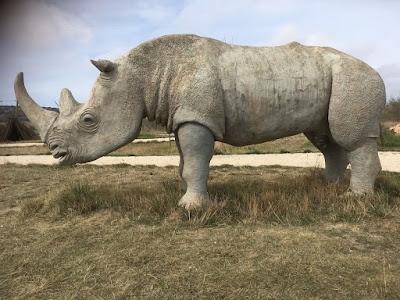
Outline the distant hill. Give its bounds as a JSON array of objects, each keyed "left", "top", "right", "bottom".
[{"left": 0, "top": 106, "right": 59, "bottom": 123}]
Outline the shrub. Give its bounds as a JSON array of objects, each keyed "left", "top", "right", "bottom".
[{"left": 383, "top": 97, "right": 400, "bottom": 122}]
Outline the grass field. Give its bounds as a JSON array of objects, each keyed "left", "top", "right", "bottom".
[
  {"left": 1, "top": 129, "right": 399, "bottom": 157},
  {"left": 0, "top": 164, "right": 399, "bottom": 299}
]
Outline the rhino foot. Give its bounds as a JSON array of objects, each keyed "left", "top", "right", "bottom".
[
  {"left": 342, "top": 188, "right": 372, "bottom": 197},
  {"left": 342, "top": 190, "right": 365, "bottom": 198},
  {"left": 178, "top": 192, "right": 211, "bottom": 211}
]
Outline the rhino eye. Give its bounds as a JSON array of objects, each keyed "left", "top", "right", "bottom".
[
  {"left": 79, "top": 111, "right": 99, "bottom": 132},
  {"left": 83, "top": 115, "right": 95, "bottom": 124}
]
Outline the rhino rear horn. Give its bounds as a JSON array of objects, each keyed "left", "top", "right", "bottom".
[
  {"left": 59, "top": 88, "right": 79, "bottom": 116},
  {"left": 90, "top": 59, "right": 116, "bottom": 73}
]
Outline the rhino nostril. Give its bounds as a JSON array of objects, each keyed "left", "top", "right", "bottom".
[{"left": 50, "top": 144, "right": 58, "bottom": 151}]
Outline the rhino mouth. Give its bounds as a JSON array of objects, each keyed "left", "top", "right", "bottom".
[
  {"left": 52, "top": 149, "right": 67, "bottom": 159},
  {"left": 49, "top": 143, "right": 70, "bottom": 164},
  {"left": 51, "top": 149, "right": 69, "bottom": 164}
]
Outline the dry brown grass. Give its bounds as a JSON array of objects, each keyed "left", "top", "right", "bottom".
[
  {"left": 1, "top": 130, "right": 399, "bottom": 157},
  {"left": 0, "top": 134, "right": 317, "bottom": 156},
  {"left": 16, "top": 167, "right": 398, "bottom": 225},
  {"left": 0, "top": 144, "right": 50, "bottom": 156},
  {"left": 214, "top": 134, "right": 317, "bottom": 155},
  {"left": 0, "top": 164, "right": 399, "bottom": 299}
]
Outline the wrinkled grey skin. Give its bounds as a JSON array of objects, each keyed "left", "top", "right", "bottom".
[{"left": 14, "top": 34, "right": 386, "bottom": 210}]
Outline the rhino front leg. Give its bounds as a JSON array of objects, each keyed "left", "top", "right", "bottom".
[
  {"left": 176, "top": 122, "right": 214, "bottom": 210},
  {"left": 304, "top": 132, "right": 349, "bottom": 183}
]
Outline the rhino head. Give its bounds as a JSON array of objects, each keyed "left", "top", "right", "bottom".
[{"left": 14, "top": 58, "right": 144, "bottom": 165}]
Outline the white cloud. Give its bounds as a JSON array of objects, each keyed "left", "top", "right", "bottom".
[
  {"left": 265, "top": 24, "right": 300, "bottom": 45},
  {"left": 376, "top": 64, "right": 400, "bottom": 79},
  {"left": 2, "top": 0, "right": 400, "bottom": 106},
  {"left": 2, "top": 1, "right": 93, "bottom": 49},
  {"left": 262, "top": 24, "right": 336, "bottom": 47},
  {"left": 134, "top": 2, "right": 178, "bottom": 26},
  {"left": 376, "top": 64, "right": 400, "bottom": 98},
  {"left": 150, "top": 0, "right": 300, "bottom": 43},
  {"left": 93, "top": 47, "right": 132, "bottom": 61}
]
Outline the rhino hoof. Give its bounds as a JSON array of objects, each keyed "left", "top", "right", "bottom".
[
  {"left": 341, "top": 189, "right": 369, "bottom": 198},
  {"left": 178, "top": 193, "right": 211, "bottom": 211}
]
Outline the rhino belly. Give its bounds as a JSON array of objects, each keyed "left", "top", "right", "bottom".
[
  {"left": 221, "top": 77, "right": 331, "bottom": 146},
  {"left": 216, "top": 45, "right": 332, "bottom": 146}
]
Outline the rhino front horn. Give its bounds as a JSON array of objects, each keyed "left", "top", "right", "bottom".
[
  {"left": 59, "top": 88, "right": 79, "bottom": 116},
  {"left": 90, "top": 59, "right": 116, "bottom": 73},
  {"left": 14, "top": 72, "right": 58, "bottom": 142}
]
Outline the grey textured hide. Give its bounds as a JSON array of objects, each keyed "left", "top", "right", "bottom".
[{"left": 14, "top": 34, "right": 386, "bottom": 210}]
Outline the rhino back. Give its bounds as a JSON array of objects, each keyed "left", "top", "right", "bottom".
[
  {"left": 129, "top": 36, "right": 342, "bottom": 145},
  {"left": 217, "top": 42, "right": 334, "bottom": 145}
]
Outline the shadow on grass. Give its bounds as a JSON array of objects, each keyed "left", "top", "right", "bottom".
[{"left": 21, "top": 168, "right": 400, "bottom": 226}]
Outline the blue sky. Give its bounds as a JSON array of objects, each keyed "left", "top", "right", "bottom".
[{"left": 1, "top": 0, "right": 399, "bottom": 107}]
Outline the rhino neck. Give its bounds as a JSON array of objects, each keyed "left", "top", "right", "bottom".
[{"left": 142, "top": 61, "right": 176, "bottom": 132}]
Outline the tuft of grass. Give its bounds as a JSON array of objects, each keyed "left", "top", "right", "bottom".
[
  {"left": 52, "top": 181, "right": 181, "bottom": 223},
  {"left": 244, "top": 147, "right": 264, "bottom": 154},
  {"left": 57, "top": 183, "right": 119, "bottom": 215},
  {"left": 279, "top": 149, "right": 290, "bottom": 153},
  {"left": 20, "top": 198, "right": 44, "bottom": 216},
  {"left": 199, "top": 169, "right": 399, "bottom": 225}
]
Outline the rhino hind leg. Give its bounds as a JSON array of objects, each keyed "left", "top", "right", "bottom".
[
  {"left": 175, "top": 135, "right": 187, "bottom": 191},
  {"left": 327, "top": 62, "right": 385, "bottom": 194},
  {"left": 304, "top": 132, "right": 349, "bottom": 183},
  {"left": 175, "top": 122, "right": 214, "bottom": 210},
  {"left": 346, "top": 138, "right": 381, "bottom": 194}
]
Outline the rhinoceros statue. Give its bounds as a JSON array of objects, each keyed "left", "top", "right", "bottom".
[{"left": 14, "top": 34, "right": 386, "bottom": 210}]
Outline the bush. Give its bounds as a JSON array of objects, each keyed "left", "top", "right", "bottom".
[{"left": 383, "top": 97, "right": 400, "bottom": 122}]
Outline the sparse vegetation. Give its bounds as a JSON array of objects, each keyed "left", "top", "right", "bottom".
[
  {"left": 383, "top": 97, "right": 400, "bottom": 122},
  {"left": 378, "top": 126, "right": 400, "bottom": 149},
  {"left": 1, "top": 164, "right": 399, "bottom": 299}
]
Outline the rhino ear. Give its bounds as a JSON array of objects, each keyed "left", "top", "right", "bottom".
[
  {"left": 90, "top": 59, "right": 116, "bottom": 73},
  {"left": 59, "top": 88, "right": 79, "bottom": 116}
]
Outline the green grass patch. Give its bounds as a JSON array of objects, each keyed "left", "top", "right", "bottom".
[
  {"left": 23, "top": 168, "right": 400, "bottom": 226},
  {"left": 52, "top": 181, "right": 180, "bottom": 223},
  {"left": 379, "top": 126, "right": 400, "bottom": 148}
]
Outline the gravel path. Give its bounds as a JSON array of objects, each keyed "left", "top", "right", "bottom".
[{"left": 1, "top": 152, "right": 399, "bottom": 172}]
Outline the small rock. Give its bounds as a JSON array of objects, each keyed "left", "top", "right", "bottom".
[{"left": 389, "top": 123, "right": 400, "bottom": 134}]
